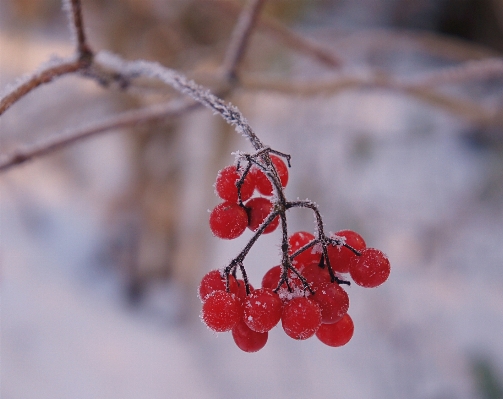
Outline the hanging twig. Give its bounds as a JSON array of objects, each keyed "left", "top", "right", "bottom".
[
  {"left": 64, "top": 0, "right": 93, "bottom": 61},
  {"left": 216, "top": 0, "right": 343, "bottom": 68},
  {"left": 221, "top": 0, "right": 268, "bottom": 81}
]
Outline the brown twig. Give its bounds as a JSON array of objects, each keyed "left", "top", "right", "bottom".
[
  {"left": 65, "top": 0, "right": 93, "bottom": 61},
  {"left": 401, "top": 58, "right": 503, "bottom": 88},
  {"left": 0, "top": 59, "right": 83, "bottom": 117},
  {"left": 0, "top": 99, "right": 199, "bottom": 172},
  {"left": 216, "top": 0, "right": 343, "bottom": 69},
  {"left": 0, "top": 0, "right": 93, "bottom": 118},
  {"left": 221, "top": 0, "right": 268, "bottom": 81},
  {"left": 240, "top": 72, "right": 503, "bottom": 127}
]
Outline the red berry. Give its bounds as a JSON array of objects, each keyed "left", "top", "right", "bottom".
[
  {"left": 245, "top": 197, "right": 279, "bottom": 234},
  {"left": 262, "top": 265, "right": 282, "bottom": 290},
  {"left": 198, "top": 269, "right": 238, "bottom": 302},
  {"left": 215, "top": 165, "right": 255, "bottom": 203},
  {"left": 201, "top": 291, "right": 242, "bottom": 332},
  {"left": 316, "top": 313, "right": 354, "bottom": 347},
  {"left": 349, "top": 248, "right": 390, "bottom": 288},
  {"left": 281, "top": 297, "right": 322, "bottom": 340},
  {"left": 288, "top": 231, "right": 321, "bottom": 266},
  {"left": 311, "top": 282, "right": 349, "bottom": 324},
  {"left": 252, "top": 155, "right": 289, "bottom": 196},
  {"left": 243, "top": 288, "right": 283, "bottom": 333},
  {"left": 232, "top": 319, "right": 268, "bottom": 352},
  {"left": 327, "top": 230, "right": 366, "bottom": 273},
  {"left": 209, "top": 202, "right": 248, "bottom": 239},
  {"left": 300, "top": 261, "right": 331, "bottom": 288}
]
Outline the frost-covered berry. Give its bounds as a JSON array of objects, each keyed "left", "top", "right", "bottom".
[
  {"left": 243, "top": 288, "right": 283, "bottom": 333},
  {"left": 209, "top": 201, "right": 248, "bottom": 239},
  {"left": 252, "top": 155, "right": 289, "bottom": 196},
  {"left": 215, "top": 165, "right": 255, "bottom": 203},
  {"left": 245, "top": 197, "right": 279, "bottom": 234},
  {"left": 201, "top": 291, "right": 242, "bottom": 332},
  {"left": 281, "top": 297, "right": 322, "bottom": 340},
  {"left": 198, "top": 269, "right": 238, "bottom": 302},
  {"left": 327, "top": 230, "right": 366, "bottom": 273},
  {"left": 311, "top": 282, "right": 349, "bottom": 324},
  {"left": 349, "top": 248, "right": 390, "bottom": 288}
]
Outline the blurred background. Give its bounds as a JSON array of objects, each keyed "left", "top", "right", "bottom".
[{"left": 1, "top": 0, "right": 503, "bottom": 398}]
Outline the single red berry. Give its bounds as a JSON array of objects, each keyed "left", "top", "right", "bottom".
[
  {"left": 288, "top": 231, "right": 321, "bottom": 266},
  {"left": 215, "top": 165, "right": 255, "bottom": 203},
  {"left": 327, "top": 230, "right": 366, "bottom": 273},
  {"left": 243, "top": 288, "right": 283, "bottom": 333},
  {"left": 262, "top": 265, "right": 282, "bottom": 290},
  {"left": 311, "top": 282, "right": 349, "bottom": 324},
  {"left": 300, "top": 261, "right": 331, "bottom": 288},
  {"left": 209, "top": 201, "right": 248, "bottom": 239},
  {"left": 245, "top": 197, "right": 279, "bottom": 234},
  {"left": 252, "top": 155, "right": 289, "bottom": 196},
  {"left": 316, "top": 313, "right": 354, "bottom": 347},
  {"left": 198, "top": 269, "right": 238, "bottom": 302},
  {"left": 201, "top": 291, "right": 242, "bottom": 332},
  {"left": 281, "top": 297, "right": 322, "bottom": 340},
  {"left": 349, "top": 248, "right": 390, "bottom": 288},
  {"left": 232, "top": 318, "right": 268, "bottom": 352}
]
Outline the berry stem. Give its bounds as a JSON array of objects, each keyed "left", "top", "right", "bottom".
[
  {"left": 235, "top": 161, "right": 253, "bottom": 207},
  {"left": 286, "top": 200, "right": 352, "bottom": 285}
]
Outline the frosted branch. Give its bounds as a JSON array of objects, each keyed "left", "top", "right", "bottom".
[
  {"left": 62, "top": 0, "right": 93, "bottom": 60},
  {"left": 0, "top": 57, "right": 82, "bottom": 117},
  {"left": 95, "top": 51, "right": 264, "bottom": 151}
]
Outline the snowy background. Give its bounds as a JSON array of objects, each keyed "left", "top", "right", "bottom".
[{"left": 2, "top": 1, "right": 503, "bottom": 398}]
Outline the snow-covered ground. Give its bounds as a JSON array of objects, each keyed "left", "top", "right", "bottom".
[{"left": 2, "top": 16, "right": 503, "bottom": 399}]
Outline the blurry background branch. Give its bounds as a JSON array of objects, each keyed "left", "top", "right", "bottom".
[{"left": 0, "top": 99, "right": 199, "bottom": 172}]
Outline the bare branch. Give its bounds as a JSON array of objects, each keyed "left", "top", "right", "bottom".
[
  {"left": 257, "top": 13, "right": 343, "bottom": 68},
  {"left": 221, "top": 0, "right": 268, "bottom": 81},
  {"left": 216, "top": 0, "right": 343, "bottom": 69},
  {"left": 241, "top": 73, "right": 503, "bottom": 127},
  {"left": 63, "top": 0, "right": 93, "bottom": 61},
  {"left": 0, "top": 58, "right": 82, "bottom": 117},
  {"left": 94, "top": 51, "right": 265, "bottom": 151},
  {"left": 402, "top": 58, "right": 503, "bottom": 88},
  {"left": 0, "top": 99, "right": 199, "bottom": 172}
]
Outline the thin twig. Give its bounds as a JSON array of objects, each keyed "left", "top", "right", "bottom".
[
  {"left": 0, "top": 99, "right": 199, "bottom": 172},
  {"left": 401, "top": 57, "right": 503, "bottom": 88},
  {"left": 241, "top": 72, "right": 503, "bottom": 127},
  {"left": 0, "top": 59, "right": 82, "bottom": 117},
  {"left": 221, "top": 0, "right": 268, "bottom": 81},
  {"left": 66, "top": 0, "right": 93, "bottom": 61},
  {"left": 216, "top": 0, "right": 343, "bottom": 69},
  {"left": 0, "top": 0, "right": 93, "bottom": 117}
]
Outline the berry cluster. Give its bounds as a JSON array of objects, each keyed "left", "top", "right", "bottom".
[
  {"left": 209, "top": 155, "right": 288, "bottom": 239},
  {"left": 201, "top": 150, "right": 390, "bottom": 352}
]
